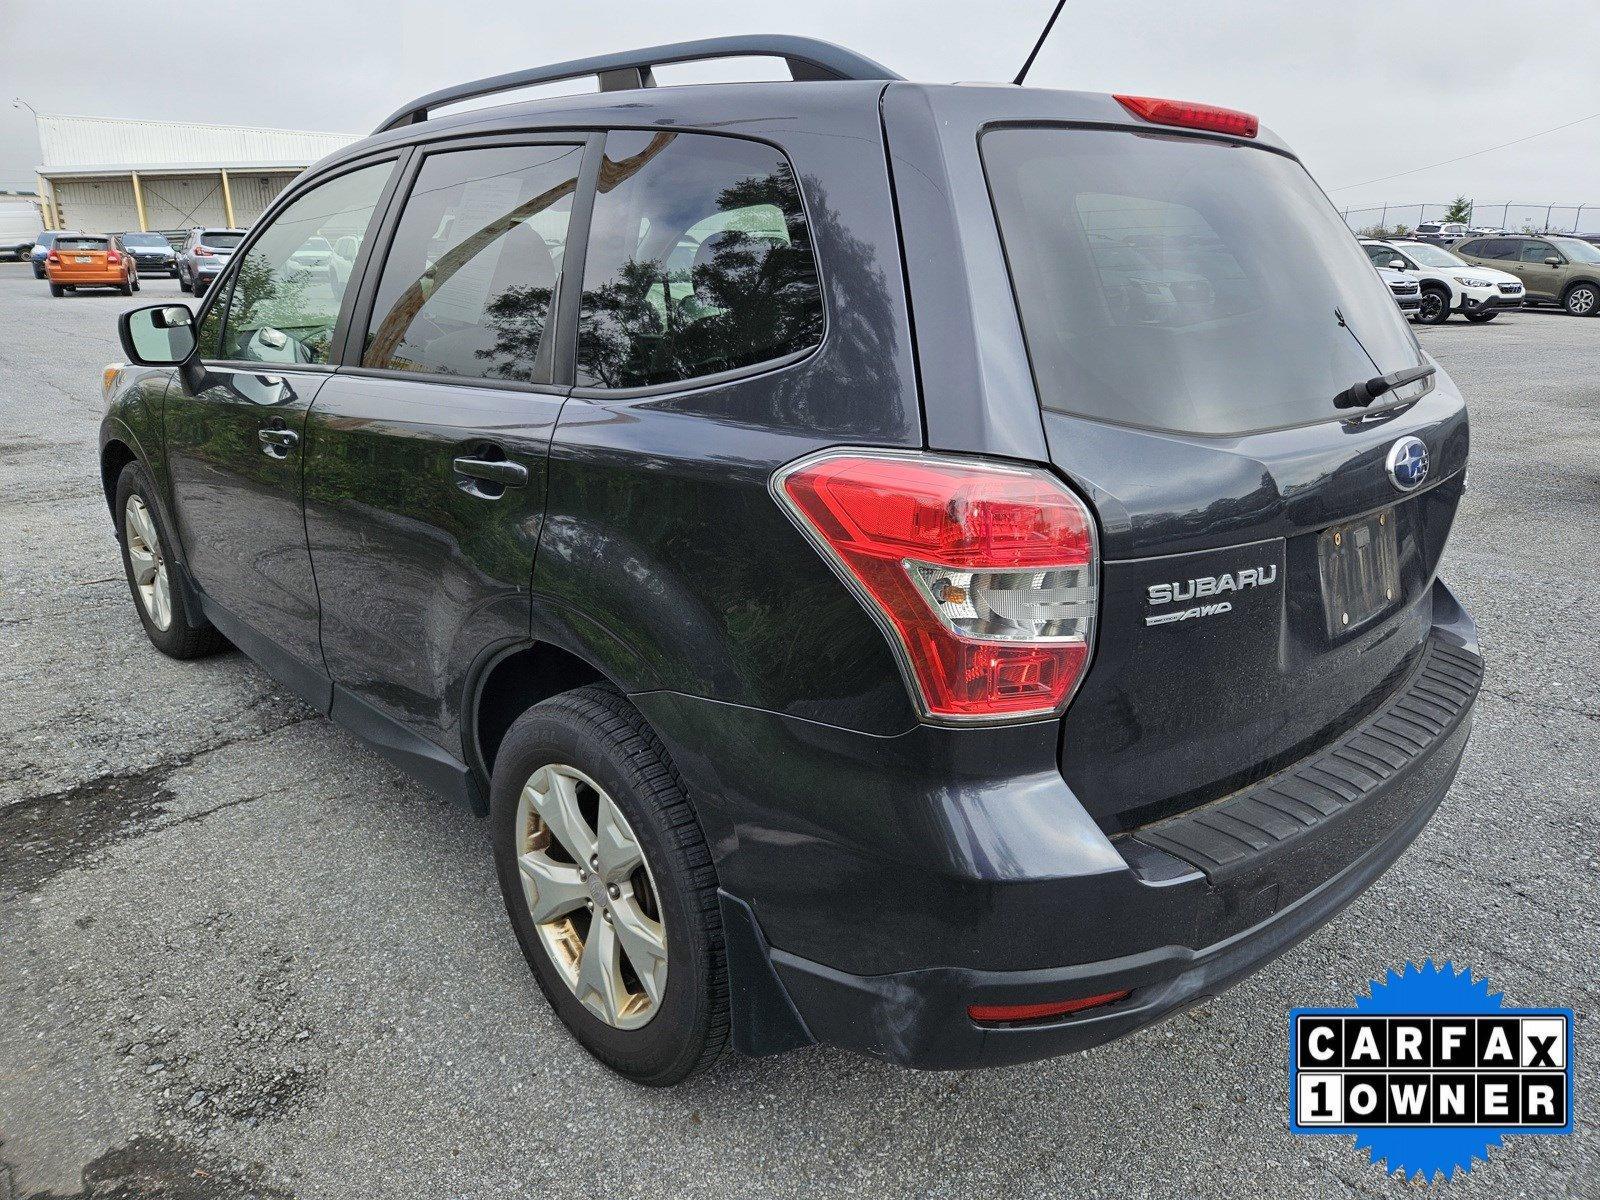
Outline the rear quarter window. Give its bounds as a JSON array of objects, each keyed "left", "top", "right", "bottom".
[{"left": 575, "top": 131, "right": 824, "bottom": 390}]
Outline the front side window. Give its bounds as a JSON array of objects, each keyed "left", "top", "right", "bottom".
[
  {"left": 364, "top": 142, "right": 581, "bottom": 383},
  {"left": 1520, "top": 240, "right": 1557, "bottom": 263},
  {"left": 576, "top": 131, "right": 823, "bottom": 389},
  {"left": 217, "top": 162, "right": 392, "bottom": 364}
]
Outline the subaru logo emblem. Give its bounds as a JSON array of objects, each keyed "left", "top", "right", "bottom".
[{"left": 1386, "top": 436, "right": 1429, "bottom": 492}]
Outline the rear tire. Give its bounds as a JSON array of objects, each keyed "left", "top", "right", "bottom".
[
  {"left": 120, "top": 276, "right": 134, "bottom": 296},
  {"left": 1415, "top": 287, "right": 1451, "bottom": 324},
  {"left": 1563, "top": 283, "right": 1598, "bottom": 316},
  {"left": 177, "top": 268, "right": 190, "bottom": 294},
  {"left": 49, "top": 283, "right": 63, "bottom": 297},
  {"left": 490, "top": 685, "right": 728, "bottom": 1086},
  {"left": 114, "top": 462, "right": 227, "bottom": 660}
]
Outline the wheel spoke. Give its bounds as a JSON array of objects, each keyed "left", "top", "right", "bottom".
[
  {"left": 574, "top": 914, "right": 625, "bottom": 1025},
  {"left": 611, "top": 896, "right": 667, "bottom": 1004},
  {"left": 131, "top": 502, "right": 158, "bottom": 553},
  {"left": 128, "top": 544, "right": 157, "bottom": 584},
  {"left": 151, "top": 569, "right": 171, "bottom": 629},
  {"left": 517, "top": 854, "right": 590, "bottom": 924},
  {"left": 595, "top": 792, "right": 644, "bottom": 883},
  {"left": 527, "top": 769, "right": 597, "bottom": 864}
]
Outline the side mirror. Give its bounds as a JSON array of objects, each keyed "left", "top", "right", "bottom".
[
  {"left": 119, "top": 303, "right": 197, "bottom": 366},
  {"left": 1545, "top": 255, "right": 1562, "bottom": 267},
  {"left": 1388, "top": 258, "right": 1407, "bottom": 270}
]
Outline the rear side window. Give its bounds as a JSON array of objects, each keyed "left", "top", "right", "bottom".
[
  {"left": 575, "top": 131, "right": 823, "bottom": 390},
  {"left": 982, "top": 127, "right": 1423, "bottom": 436},
  {"left": 363, "top": 142, "right": 581, "bottom": 383}
]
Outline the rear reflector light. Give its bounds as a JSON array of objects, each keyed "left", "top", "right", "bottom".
[
  {"left": 1113, "top": 94, "right": 1259, "bottom": 138},
  {"left": 968, "top": 990, "right": 1131, "bottom": 1024},
  {"left": 773, "top": 451, "right": 1097, "bottom": 722},
  {"left": 46, "top": 251, "right": 60, "bottom": 264}
]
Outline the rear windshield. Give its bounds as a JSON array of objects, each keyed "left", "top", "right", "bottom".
[
  {"left": 983, "top": 128, "right": 1424, "bottom": 436},
  {"left": 201, "top": 232, "right": 244, "bottom": 249},
  {"left": 122, "top": 233, "right": 168, "bottom": 247},
  {"left": 56, "top": 236, "right": 108, "bottom": 251}
]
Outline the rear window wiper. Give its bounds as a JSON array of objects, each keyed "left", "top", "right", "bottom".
[{"left": 1333, "top": 363, "right": 1436, "bottom": 410}]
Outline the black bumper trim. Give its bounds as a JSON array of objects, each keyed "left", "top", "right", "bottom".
[{"left": 1126, "top": 637, "right": 1481, "bottom": 879}]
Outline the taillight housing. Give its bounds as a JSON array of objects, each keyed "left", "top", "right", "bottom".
[
  {"left": 194, "top": 246, "right": 213, "bottom": 257},
  {"left": 1113, "top": 94, "right": 1259, "bottom": 139},
  {"left": 106, "top": 249, "right": 121, "bottom": 265},
  {"left": 46, "top": 251, "right": 60, "bottom": 264},
  {"left": 773, "top": 450, "right": 1098, "bottom": 723}
]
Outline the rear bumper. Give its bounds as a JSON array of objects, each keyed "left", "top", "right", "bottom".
[
  {"left": 643, "top": 580, "right": 1480, "bottom": 1070},
  {"left": 48, "top": 271, "right": 125, "bottom": 285}
]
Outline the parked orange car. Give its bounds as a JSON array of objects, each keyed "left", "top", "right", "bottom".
[{"left": 46, "top": 233, "right": 139, "bottom": 297}]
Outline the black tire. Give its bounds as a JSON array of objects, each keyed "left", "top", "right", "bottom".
[
  {"left": 1563, "top": 282, "right": 1598, "bottom": 317},
  {"left": 120, "top": 276, "right": 134, "bottom": 296},
  {"left": 130, "top": 271, "right": 141, "bottom": 293},
  {"left": 113, "top": 462, "right": 227, "bottom": 659},
  {"left": 1415, "top": 287, "right": 1451, "bottom": 324},
  {"left": 49, "top": 283, "right": 63, "bottom": 298},
  {"left": 177, "top": 268, "right": 190, "bottom": 294},
  {"left": 490, "top": 685, "right": 728, "bottom": 1086},
  {"left": 32, "top": 262, "right": 44, "bottom": 279}
]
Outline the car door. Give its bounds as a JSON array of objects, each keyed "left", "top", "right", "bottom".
[
  {"left": 301, "top": 135, "right": 595, "bottom": 773},
  {"left": 1514, "top": 237, "right": 1564, "bottom": 299},
  {"left": 162, "top": 157, "right": 401, "bottom": 705}
]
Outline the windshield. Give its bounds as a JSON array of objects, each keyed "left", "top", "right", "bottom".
[
  {"left": 983, "top": 127, "right": 1421, "bottom": 436},
  {"left": 122, "top": 233, "right": 168, "bottom": 247},
  {"left": 1551, "top": 237, "right": 1600, "bottom": 264},
  {"left": 201, "top": 232, "right": 244, "bottom": 250},
  {"left": 1398, "top": 242, "right": 1467, "bottom": 267}
]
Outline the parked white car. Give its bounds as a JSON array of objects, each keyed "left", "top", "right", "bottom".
[{"left": 1362, "top": 239, "right": 1525, "bottom": 324}]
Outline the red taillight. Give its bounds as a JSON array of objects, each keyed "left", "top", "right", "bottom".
[
  {"left": 106, "top": 249, "right": 121, "bottom": 265},
  {"left": 775, "top": 452, "right": 1097, "bottom": 721},
  {"left": 194, "top": 246, "right": 213, "bottom": 257},
  {"left": 1113, "top": 94, "right": 1259, "bottom": 139},
  {"left": 46, "top": 251, "right": 60, "bottom": 264},
  {"left": 968, "top": 990, "right": 1131, "bottom": 1024}
]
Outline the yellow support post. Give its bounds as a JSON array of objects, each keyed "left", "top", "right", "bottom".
[
  {"left": 130, "top": 172, "right": 148, "bottom": 232},
  {"left": 220, "top": 169, "right": 236, "bottom": 228},
  {"left": 35, "top": 174, "right": 56, "bottom": 230}
]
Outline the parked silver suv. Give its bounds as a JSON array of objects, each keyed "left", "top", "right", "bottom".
[{"left": 176, "top": 227, "right": 246, "bottom": 296}]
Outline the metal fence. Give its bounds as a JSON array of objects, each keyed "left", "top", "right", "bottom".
[{"left": 1340, "top": 202, "right": 1599, "bottom": 236}]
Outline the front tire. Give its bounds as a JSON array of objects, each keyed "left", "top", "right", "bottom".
[
  {"left": 114, "top": 462, "right": 226, "bottom": 659},
  {"left": 1463, "top": 310, "right": 1498, "bottom": 323},
  {"left": 1415, "top": 287, "right": 1451, "bottom": 324},
  {"left": 490, "top": 685, "right": 728, "bottom": 1086},
  {"left": 1563, "top": 283, "right": 1598, "bottom": 316}
]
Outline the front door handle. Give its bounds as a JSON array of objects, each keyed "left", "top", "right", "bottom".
[
  {"left": 452, "top": 457, "right": 528, "bottom": 488},
  {"left": 258, "top": 427, "right": 299, "bottom": 458}
]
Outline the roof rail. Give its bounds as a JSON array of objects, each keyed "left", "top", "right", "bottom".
[{"left": 373, "top": 35, "right": 904, "bottom": 134}]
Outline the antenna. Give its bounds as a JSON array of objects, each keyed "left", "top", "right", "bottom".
[{"left": 1014, "top": 0, "right": 1068, "bottom": 86}]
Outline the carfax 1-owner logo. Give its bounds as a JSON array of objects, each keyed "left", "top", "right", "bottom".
[{"left": 1290, "top": 961, "right": 1575, "bottom": 1182}]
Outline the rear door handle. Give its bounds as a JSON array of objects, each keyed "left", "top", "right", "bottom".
[
  {"left": 452, "top": 457, "right": 528, "bottom": 488},
  {"left": 258, "top": 427, "right": 299, "bottom": 457}
]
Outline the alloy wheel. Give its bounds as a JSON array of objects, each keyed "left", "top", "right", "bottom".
[
  {"left": 1568, "top": 286, "right": 1596, "bottom": 316},
  {"left": 1419, "top": 291, "right": 1446, "bottom": 322},
  {"left": 124, "top": 495, "right": 172, "bottom": 630},
  {"left": 515, "top": 763, "right": 668, "bottom": 1030}
]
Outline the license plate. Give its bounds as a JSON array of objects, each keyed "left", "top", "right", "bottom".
[
  {"left": 74, "top": 255, "right": 91, "bottom": 263},
  {"left": 1317, "top": 509, "right": 1399, "bottom": 637}
]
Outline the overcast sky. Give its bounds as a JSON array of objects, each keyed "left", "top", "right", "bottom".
[{"left": 3, "top": 0, "right": 1598, "bottom": 224}]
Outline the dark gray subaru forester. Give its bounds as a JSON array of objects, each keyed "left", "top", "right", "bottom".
[{"left": 101, "top": 37, "right": 1481, "bottom": 1085}]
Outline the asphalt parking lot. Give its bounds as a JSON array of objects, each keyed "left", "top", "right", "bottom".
[{"left": 0, "top": 260, "right": 1594, "bottom": 1199}]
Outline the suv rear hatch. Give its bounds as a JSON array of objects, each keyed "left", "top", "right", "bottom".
[{"left": 886, "top": 87, "right": 1468, "bottom": 834}]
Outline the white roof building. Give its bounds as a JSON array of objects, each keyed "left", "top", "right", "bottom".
[{"left": 34, "top": 114, "right": 360, "bottom": 233}]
